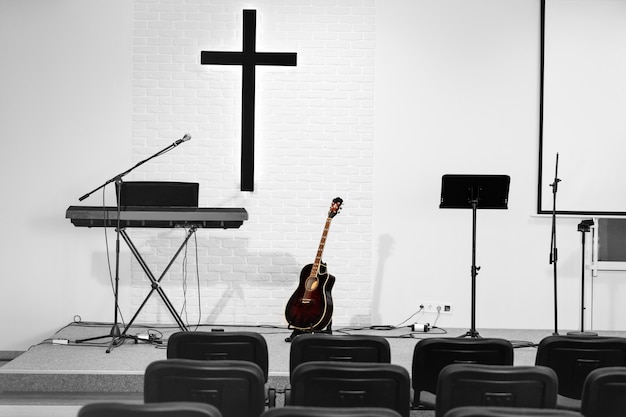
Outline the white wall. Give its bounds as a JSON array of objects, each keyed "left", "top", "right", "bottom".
[
  {"left": 127, "top": 0, "right": 376, "bottom": 327},
  {"left": 1, "top": 0, "right": 624, "bottom": 352},
  {"left": 0, "top": 0, "right": 134, "bottom": 350},
  {"left": 373, "top": 0, "right": 626, "bottom": 331}
]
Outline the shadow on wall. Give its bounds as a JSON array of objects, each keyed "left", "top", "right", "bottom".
[
  {"left": 372, "top": 234, "right": 395, "bottom": 325},
  {"left": 128, "top": 230, "right": 303, "bottom": 326}
]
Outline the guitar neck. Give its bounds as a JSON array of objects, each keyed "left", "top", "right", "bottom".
[{"left": 311, "top": 216, "right": 333, "bottom": 277}]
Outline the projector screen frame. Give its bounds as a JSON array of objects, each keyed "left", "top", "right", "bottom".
[{"left": 537, "top": 0, "right": 626, "bottom": 217}]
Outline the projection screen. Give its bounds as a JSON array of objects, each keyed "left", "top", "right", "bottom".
[{"left": 539, "top": 0, "right": 626, "bottom": 215}]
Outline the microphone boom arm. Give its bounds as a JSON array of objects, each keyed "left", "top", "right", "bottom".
[{"left": 78, "top": 134, "right": 191, "bottom": 201}]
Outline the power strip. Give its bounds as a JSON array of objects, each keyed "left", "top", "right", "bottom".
[
  {"left": 412, "top": 322, "right": 431, "bottom": 332},
  {"left": 137, "top": 333, "right": 162, "bottom": 344}
]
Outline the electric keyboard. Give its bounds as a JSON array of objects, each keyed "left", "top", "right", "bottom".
[{"left": 66, "top": 206, "right": 248, "bottom": 229}]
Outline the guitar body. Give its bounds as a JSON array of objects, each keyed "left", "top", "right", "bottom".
[{"left": 285, "top": 262, "right": 335, "bottom": 331}]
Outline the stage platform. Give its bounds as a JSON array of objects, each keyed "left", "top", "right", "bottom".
[{"left": 1, "top": 321, "right": 623, "bottom": 417}]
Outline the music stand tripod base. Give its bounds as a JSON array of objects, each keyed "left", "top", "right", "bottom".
[{"left": 439, "top": 174, "right": 510, "bottom": 339}]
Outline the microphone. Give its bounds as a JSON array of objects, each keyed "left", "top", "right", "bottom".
[{"left": 174, "top": 134, "right": 192, "bottom": 146}]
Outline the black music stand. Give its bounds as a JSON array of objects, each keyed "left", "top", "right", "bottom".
[{"left": 440, "top": 174, "right": 510, "bottom": 338}]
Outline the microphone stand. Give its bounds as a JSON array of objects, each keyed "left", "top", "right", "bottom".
[
  {"left": 75, "top": 135, "right": 190, "bottom": 353},
  {"left": 567, "top": 220, "right": 597, "bottom": 336},
  {"left": 549, "top": 153, "right": 560, "bottom": 336}
]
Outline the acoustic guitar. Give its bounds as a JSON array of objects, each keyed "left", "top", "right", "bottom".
[{"left": 284, "top": 197, "right": 343, "bottom": 332}]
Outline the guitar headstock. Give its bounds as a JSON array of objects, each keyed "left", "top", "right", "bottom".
[{"left": 328, "top": 197, "right": 343, "bottom": 218}]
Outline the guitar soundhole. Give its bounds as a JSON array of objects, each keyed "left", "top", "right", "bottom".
[{"left": 305, "top": 277, "right": 319, "bottom": 291}]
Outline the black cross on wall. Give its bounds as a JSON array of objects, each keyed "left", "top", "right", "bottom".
[{"left": 201, "top": 10, "right": 297, "bottom": 192}]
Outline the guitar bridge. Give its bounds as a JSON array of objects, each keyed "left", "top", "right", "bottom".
[{"left": 301, "top": 298, "right": 312, "bottom": 304}]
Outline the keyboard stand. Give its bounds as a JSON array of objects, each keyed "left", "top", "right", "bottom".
[{"left": 119, "top": 226, "right": 197, "bottom": 334}]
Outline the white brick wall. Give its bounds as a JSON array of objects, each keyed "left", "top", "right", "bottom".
[{"left": 131, "top": 0, "right": 375, "bottom": 328}]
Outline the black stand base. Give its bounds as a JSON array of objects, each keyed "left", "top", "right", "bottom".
[
  {"left": 75, "top": 323, "right": 138, "bottom": 353},
  {"left": 285, "top": 321, "right": 333, "bottom": 342},
  {"left": 459, "top": 329, "right": 481, "bottom": 338},
  {"left": 567, "top": 330, "right": 598, "bottom": 336}
]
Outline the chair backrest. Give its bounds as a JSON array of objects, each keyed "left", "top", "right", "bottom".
[
  {"left": 78, "top": 401, "right": 223, "bottom": 417},
  {"left": 412, "top": 337, "right": 514, "bottom": 404},
  {"left": 289, "top": 333, "right": 391, "bottom": 374},
  {"left": 144, "top": 358, "right": 266, "bottom": 417},
  {"left": 442, "top": 406, "right": 583, "bottom": 417},
  {"left": 580, "top": 366, "right": 626, "bottom": 417},
  {"left": 435, "top": 364, "right": 558, "bottom": 417},
  {"left": 288, "top": 361, "right": 411, "bottom": 417},
  {"left": 166, "top": 331, "right": 269, "bottom": 382},
  {"left": 534, "top": 335, "right": 626, "bottom": 400},
  {"left": 261, "top": 406, "right": 402, "bottom": 417}
]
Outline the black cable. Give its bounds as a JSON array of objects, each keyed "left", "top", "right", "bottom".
[
  {"left": 180, "top": 229, "right": 190, "bottom": 325},
  {"left": 395, "top": 306, "right": 425, "bottom": 328},
  {"left": 177, "top": 228, "right": 202, "bottom": 332},
  {"left": 193, "top": 231, "right": 201, "bottom": 331},
  {"left": 102, "top": 187, "right": 126, "bottom": 327}
]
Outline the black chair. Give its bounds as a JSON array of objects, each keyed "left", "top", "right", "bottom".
[
  {"left": 535, "top": 335, "right": 626, "bottom": 410},
  {"left": 167, "top": 331, "right": 268, "bottom": 378},
  {"left": 412, "top": 337, "right": 514, "bottom": 409},
  {"left": 144, "top": 358, "right": 266, "bottom": 417},
  {"left": 166, "top": 331, "right": 275, "bottom": 407},
  {"left": 442, "top": 406, "right": 583, "bottom": 417},
  {"left": 287, "top": 361, "right": 411, "bottom": 417},
  {"left": 580, "top": 366, "right": 626, "bottom": 417},
  {"left": 435, "top": 364, "right": 559, "bottom": 417},
  {"left": 78, "top": 401, "right": 223, "bottom": 417},
  {"left": 260, "top": 406, "right": 402, "bottom": 417},
  {"left": 289, "top": 333, "right": 391, "bottom": 374}
]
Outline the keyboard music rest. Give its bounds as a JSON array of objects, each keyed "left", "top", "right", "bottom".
[{"left": 66, "top": 206, "right": 248, "bottom": 229}]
